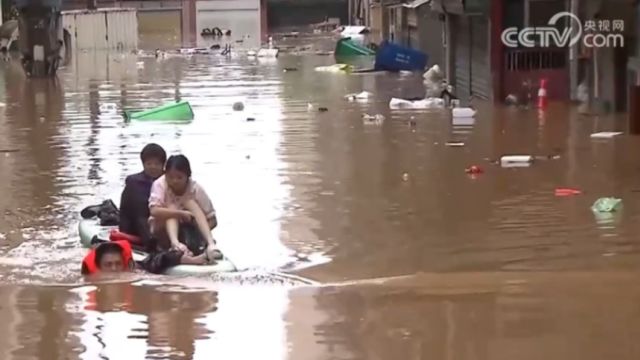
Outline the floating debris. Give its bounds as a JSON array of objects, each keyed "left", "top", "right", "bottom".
[
  {"left": 315, "top": 64, "right": 353, "bottom": 73},
  {"left": 257, "top": 48, "right": 279, "bottom": 58},
  {"left": 389, "top": 97, "right": 444, "bottom": 109},
  {"left": 555, "top": 188, "right": 582, "bottom": 197},
  {"left": 592, "top": 197, "right": 622, "bottom": 212},
  {"left": 452, "top": 107, "right": 476, "bottom": 117},
  {"left": 591, "top": 131, "right": 623, "bottom": 139},
  {"left": 500, "top": 155, "right": 533, "bottom": 167},
  {"left": 362, "top": 114, "right": 385, "bottom": 124},
  {"left": 465, "top": 165, "right": 483, "bottom": 174},
  {"left": 99, "top": 103, "right": 118, "bottom": 113},
  {"left": 232, "top": 102, "right": 245, "bottom": 111},
  {"left": 345, "top": 91, "right": 372, "bottom": 101}
]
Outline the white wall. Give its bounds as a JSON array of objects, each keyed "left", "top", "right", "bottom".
[
  {"left": 62, "top": 8, "right": 138, "bottom": 52},
  {"left": 195, "top": 0, "right": 261, "bottom": 49}
]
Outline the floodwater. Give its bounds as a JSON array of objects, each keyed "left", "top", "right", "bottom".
[{"left": 0, "top": 32, "right": 640, "bottom": 359}]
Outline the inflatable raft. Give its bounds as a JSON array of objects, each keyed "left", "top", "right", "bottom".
[{"left": 78, "top": 218, "right": 237, "bottom": 275}]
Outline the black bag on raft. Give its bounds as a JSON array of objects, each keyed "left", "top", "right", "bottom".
[
  {"left": 80, "top": 199, "right": 120, "bottom": 226},
  {"left": 139, "top": 224, "right": 207, "bottom": 274},
  {"left": 140, "top": 250, "right": 182, "bottom": 274}
]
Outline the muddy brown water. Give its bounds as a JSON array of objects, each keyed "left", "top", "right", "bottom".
[{"left": 0, "top": 36, "right": 639, "bottom": 358}]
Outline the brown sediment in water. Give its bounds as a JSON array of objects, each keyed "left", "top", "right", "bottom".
[{"left": 0, "top": 31, "right": 637, "bottom": 358}]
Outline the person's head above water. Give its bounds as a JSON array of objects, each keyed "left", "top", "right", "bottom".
[
  {"left": 81, "top": 241, "right": 134, "bottom": 275},
  {"left": 141, "top": 143, "right": 167, "bottom": 179},
  {"left": 165, "top": 154, "right": 192, "bottom": 195},
  {"left": 95, "top": 243, "right": 127, "bottom": 271}
]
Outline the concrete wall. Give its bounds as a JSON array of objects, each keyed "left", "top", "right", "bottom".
[
  {"left": 62, "top": 8, "right": 138, "bottom": 52},
  {"left": 579, "top": 0, "right": 636, "bottom": 110},
  {"left": 417, "top": 6, "right": 444, "bottom": 67},
  {"left": 267, "top": 0, "right": 347, "bottom": 28},
  {"left": 369, "top": 4, "right": 384, "bottom": 43}
]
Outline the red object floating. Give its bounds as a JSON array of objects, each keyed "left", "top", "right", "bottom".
[
  {"left": 465, "top": 165, "right": 483, "bottom": 174},
  {"left": 555, "top": 188, "right": 581, "bottom": 196}
]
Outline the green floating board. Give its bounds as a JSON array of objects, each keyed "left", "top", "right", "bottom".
[
  {"left": 124, "top": 100, "right": 194, "bottom": 122},
  {"left": 335, "top": 37, "right": 376, "bottom": 57}
]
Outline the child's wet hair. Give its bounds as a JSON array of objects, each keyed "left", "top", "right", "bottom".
[
  {"left": 165, "top": 155, "right": 192, "bottom": 177},
  {"left": 140, "top": 143, "right": 167, "bottom": 164}
]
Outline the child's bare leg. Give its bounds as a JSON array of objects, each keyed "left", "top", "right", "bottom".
[
  {"left": 165, "top": 217, "right": 181, "bottom": 245},
  {"left": 182, "top": 199, "right": 215, "bottom": 246},
  {"left": 164, "top": 204, "right": 190, "bottom": 254}
]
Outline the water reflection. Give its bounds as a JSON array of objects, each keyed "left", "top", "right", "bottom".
[
  {"left": 0, "top": 286, "right": 80, "bottom": 359},
  {"left": 67, "top": 280, "right": 289, "bottom": 360},
  {"left": 289, "top": 272, "right": 640, "bottom": 360},
  {"left": 0, "top": 63, "right": 76, "bottom": 281},
  {"left": 72, "top": 282, "right": 216, "bottom": 359},
  {"left": 0, "top": 272, "right": 639, "bottom": 360}
]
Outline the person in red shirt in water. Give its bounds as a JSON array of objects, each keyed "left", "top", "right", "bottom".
[{"left": 81, "top": 241, "right": 135, "bottom": 275}]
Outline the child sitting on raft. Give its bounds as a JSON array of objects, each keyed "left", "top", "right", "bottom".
[
  {"left": 119, "top": 143, "right": 166, "bottom": 251},
  {"left": 149, "top": 154, "right": 222, "bottom": 264}
]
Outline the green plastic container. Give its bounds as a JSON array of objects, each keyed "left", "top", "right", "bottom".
[
  {"left": 591, "top": 197, "right": 622, "bottom": 213},
  {"left": 124, "top": 100, "right": 194, "bottom": 122},
  {"left": 334, "top": 37, "right": 376, "bottom": 57}
]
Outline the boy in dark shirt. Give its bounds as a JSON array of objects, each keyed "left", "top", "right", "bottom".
[{"left": 119, "top": 143, "right": 167, "bottom": 250}]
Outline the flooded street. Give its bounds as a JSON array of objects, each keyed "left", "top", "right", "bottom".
[{"left": 0, "top": 34, "right": 640, "bottom": 358}]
